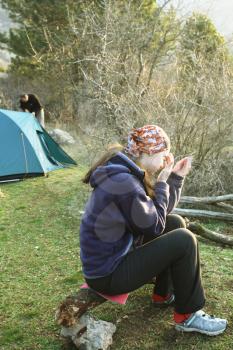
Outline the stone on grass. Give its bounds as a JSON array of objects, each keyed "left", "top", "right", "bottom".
[
  {"left": 61, "top": 313, "right": 116, "bottom": 350},
  {"left": 48, "top": 128, "right": 76, "bottom": 145}
]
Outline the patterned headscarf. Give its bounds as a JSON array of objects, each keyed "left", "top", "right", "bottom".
[{"left": 124, "top": 125, "right": 170, "bottom": 158}]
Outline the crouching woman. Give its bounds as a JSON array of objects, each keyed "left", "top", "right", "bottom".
[{"left": 79, "top": 125, "right": 227, "bottom": 336}]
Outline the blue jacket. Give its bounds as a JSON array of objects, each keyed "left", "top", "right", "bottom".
[{"left": 80, "top": 152, "right": 184, "bottom": 279}]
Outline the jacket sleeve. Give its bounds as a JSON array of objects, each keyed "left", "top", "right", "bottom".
[
  {"left": 166, "top": 172, "right": 184, "bottom": 213},
  {"left": 118, "top": 180, "right": 170, "bottom": 239}
]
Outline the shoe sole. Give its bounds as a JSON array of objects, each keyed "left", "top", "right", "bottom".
[{"left": 175, "top": 324, "right": 227, "bottom": 336}]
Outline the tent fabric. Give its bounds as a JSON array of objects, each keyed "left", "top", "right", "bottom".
[{"left": 0, "top": 109, "right": 76, "bottom": 181}]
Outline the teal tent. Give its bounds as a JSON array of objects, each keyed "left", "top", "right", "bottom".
[{"left": 0, "top": 109, "right": 77, "bottom": 182}]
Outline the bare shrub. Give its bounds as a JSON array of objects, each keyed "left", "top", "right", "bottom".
[{"left": 1, "top": 1, "right": 233, "bottom": 194}]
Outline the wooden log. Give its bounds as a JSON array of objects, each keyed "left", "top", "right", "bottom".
[
  {"left": 173, "top": 208, "right": 233, "bottom": 222},
  {"left": 55, "top": 288, "right": 106, "bottom": 327},
  {"left": 215, "top": 202, "right": 233, "bottom": 213},
  {"left": 180, "top": 194, "right": 233, "bottom": 204},
  {"left": 188, "top": 222, "right": 233, "bottom": 247}
]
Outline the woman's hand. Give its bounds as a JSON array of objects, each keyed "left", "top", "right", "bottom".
[
  {"left": 172, "top": 157, "right": 192, "bottom": 177},
  {"left": 157, "top": 153, "right": 174, "bottom": 182}
]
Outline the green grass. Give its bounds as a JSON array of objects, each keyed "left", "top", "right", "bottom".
[{"left": 0, "top": 168, "right": 233, "bottom": 350}]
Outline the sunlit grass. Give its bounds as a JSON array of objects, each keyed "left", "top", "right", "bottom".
[{"left": 0, "top": 167, "right": 232, "bottom": 349}]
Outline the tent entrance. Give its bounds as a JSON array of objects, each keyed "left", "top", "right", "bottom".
[
  {"left": 37, "top": 131, "right": 61, "bottom": 166},
  {"left": 37, "top": 129, "right": 76, "bottom": 167}
]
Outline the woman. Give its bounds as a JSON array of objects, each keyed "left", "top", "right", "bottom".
[{"left": 80, "top": 125, "right": 227, "bottom": 335}]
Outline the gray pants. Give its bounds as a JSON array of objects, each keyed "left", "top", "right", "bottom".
[{"left": 35, "top": 109, "right": 45, "bottom": 128}]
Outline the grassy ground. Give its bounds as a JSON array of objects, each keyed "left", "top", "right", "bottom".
[{"left": 0, "top": 167, "right": 233, "bottom": 350}]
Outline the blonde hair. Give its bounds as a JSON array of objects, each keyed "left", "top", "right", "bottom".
[
  {"left": 82, "top": 143, "right": 155, "bottom": 199},
  {"left": 134, "top": 161, "right": 155, "bottom": 199},
  {"left": 82, "top": 143, "right": 124, "bottom": 184}
]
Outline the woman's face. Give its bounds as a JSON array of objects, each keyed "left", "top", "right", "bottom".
[{"left": 139, "top": 150, "right": 170, "bottom": 175}]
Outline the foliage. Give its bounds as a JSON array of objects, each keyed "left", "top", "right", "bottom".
[
  {"left": 0, "top": 0, "right": 233, "bottom": 194},
  {"left": 179, "top": 13, "right": 226, "bottom": 71},
  {"left": 0, "top": 0, "right": 79, "bottom": 75}
]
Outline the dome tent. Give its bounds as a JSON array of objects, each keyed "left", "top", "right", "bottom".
[{"left": 0, "top": 109, "right": 77, "bottom": 182}]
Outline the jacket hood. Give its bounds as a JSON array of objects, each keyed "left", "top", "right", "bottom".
[{"left": 89, "top": 152, "right": 145, "bottom": 189}]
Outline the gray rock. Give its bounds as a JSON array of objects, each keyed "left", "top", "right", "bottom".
[
  {"left": 61, "top": 314, "right": 116, "bottom": 350},
  {"left": 48, "top": 128, "right": 76, "bottom": 145},
  {"left": 60, "top": 319, "right": 85, "bottom": 338}
]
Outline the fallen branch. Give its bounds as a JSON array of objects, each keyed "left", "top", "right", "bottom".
[
  {"left": 173, "top": 208, "right": 233, "bottom": 222},
  {"left": 188, "top": 222, "right": 233, "bottom": 247},
  {"left": 215, "top": 202, "right": 233, "bottom": 213},
  {"left": 180, "top": 194, "right": 233, "bottom": 204}
]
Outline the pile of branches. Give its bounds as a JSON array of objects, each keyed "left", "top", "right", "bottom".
[{"left": 173, "top": 194, "right": 233, "bottom": 247}]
